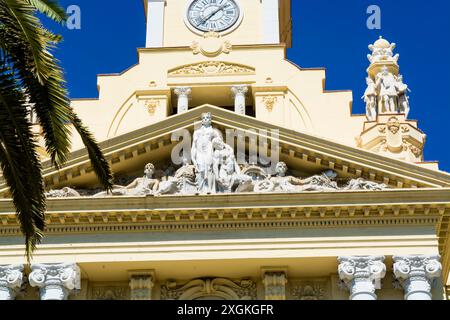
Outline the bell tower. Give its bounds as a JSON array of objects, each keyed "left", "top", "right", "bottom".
[{"left": 143, "top": 0, "right": 292, "bottom": 48}]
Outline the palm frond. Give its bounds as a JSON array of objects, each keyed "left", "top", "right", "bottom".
[
  {"left": 0, "top": 64, "right": 46, "bottom": 261},
  {"left": 24, "top": 0, "right": 67, "bottom": 23},
  {"left": 71, "top": 113, "right": 114, "bottom": 191}
]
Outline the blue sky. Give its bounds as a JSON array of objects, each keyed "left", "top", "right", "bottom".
[{"left": 44, "top": 0, "right": 450, "bottom": 172}]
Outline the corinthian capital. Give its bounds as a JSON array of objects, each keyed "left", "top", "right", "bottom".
[
  {"left": 29, "top": 263, "right": 81, "bottom": 300},
  {"left": 174, "top": 87, "right": 192, "bottom": 97},
  {"left": 393, "top": 255, "right": 442, "bottom": 300},
  {"left": 0, "top": 265, "right": 24, "bottom": 300},
  {"left": 231, "top": 85, "right": 249, "bottom": 96},
  {"left": 338, "top": 256, "right": 386, "bottom": 300}
]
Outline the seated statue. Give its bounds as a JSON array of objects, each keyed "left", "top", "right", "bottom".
[
  {"left": 156, "top": 157, "right": 197, "bottom": 195},
  {"left": 212, "top": 138, "right": 253, "bottom": 193},
  {"left": 255, "top": 162, "right": 338, "bottom": 193},
  {"left": 45, "top": 187, "right": 80, "bottom": 198},
  {"left": 344, "top": 178, "right": 388, "bottom": 191},
  {"left": 93, "top": 163, "right": 159, "bottom": 197}
]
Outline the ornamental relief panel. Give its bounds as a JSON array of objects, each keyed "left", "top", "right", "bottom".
[
  {"left": 160, "top": 278, "right": 257, "bottom": 300},
  {"left": 168, "top": 61, "right": 255, "bottom": 77},
  {"left": 88, "top": 282, "right": 130, "bottom": 300},
  {"left": 289, "top": 278, "right": 331, "bottom": 300}
]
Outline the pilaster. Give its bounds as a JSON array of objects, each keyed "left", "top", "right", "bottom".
[
  {"left": 261, "top": 267, "right": 288, "bottom": 300},
  {"left": 129, "top": 270, "right": 155, "bottom": 300}
]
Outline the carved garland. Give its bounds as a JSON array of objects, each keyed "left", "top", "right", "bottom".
[{"left": 168, "top": 61, "right": 255, "bottom": 77}]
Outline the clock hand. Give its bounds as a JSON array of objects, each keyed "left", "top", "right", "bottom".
[{"left": 197, "top": 4, "right": 226, "bottom": 26}]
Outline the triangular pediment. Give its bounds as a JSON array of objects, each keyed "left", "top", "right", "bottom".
[{"left": 1, "top": 105, "right": 449, "bottom": 196}]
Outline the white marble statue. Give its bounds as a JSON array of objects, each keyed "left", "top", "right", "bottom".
[
  {"left": 93, "top": 163, "right": 159, "bottom": 197},
  {"left": 344, "top": 178, "right": 388, "bottom": 191},
  {"left": 191, "top": 113, "right": 222, "bottom": 194},
  {"left": 367, "top": 38, "right": 399, "bottom": 64},
  {"left": 362, "top": 77, "right": 378, "bottom": 121},
  {"left": 156, "top": 157, "right": 197, "bottom": 195},
  {"left": 212, "top": 138, "right": 253, "bottom": 193},
  {"left": 395, "top": 75, "right": 411, "bottom": 119},
  {"left": 45, "top": 187, "right": 80, "bottom": 198},
  {"left": 254, "top": 162, "right": 338, "bottom": 193},
  {"left": 376, "top": 66, "right": 398, "bottom": 113}
]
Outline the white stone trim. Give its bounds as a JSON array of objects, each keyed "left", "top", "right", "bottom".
[
  {"left": 261, "top": 0, "right": 280, "bottom": 44},
  {"left": 146, "top": 0, "right": 166, "bottom": 48}
]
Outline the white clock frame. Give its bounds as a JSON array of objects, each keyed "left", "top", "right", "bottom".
[{"left": 184, "top": 0, "right": 244, "bottom": 36}]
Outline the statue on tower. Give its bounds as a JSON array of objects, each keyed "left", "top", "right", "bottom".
[
  {"left": 375, "top": 66, "right": 398, "bottom": 113},
  {"left": 395, "top": 75, "right": 411, "bottom": 119},
  {"left": 364, "top": 37, "right": 412, "bottom": 119},
  {"left": 362, "top": 77, "right": 378, "bottom": 121}
]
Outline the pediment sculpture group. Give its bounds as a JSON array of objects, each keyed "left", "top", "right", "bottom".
[{"left": 45, "top": 114, "right": 388, "bottom": 198}]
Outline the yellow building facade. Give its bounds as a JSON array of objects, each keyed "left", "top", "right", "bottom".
[{"left": 0, "top": 0, "right": 450, "bottom": 300}]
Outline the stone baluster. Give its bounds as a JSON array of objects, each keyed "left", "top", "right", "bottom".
[
  {"left": 174, "top": 87, "right": 192, "bottom": 114},
  {"left": 262, "top": 269, "right": 287, "bottom": 300},
  {"left": 231, "top": 85, "right": 248, "bottom": 115},
  {"left": 29, "top": 263, "right": 80, "bottom": 300},
  {"left": 338, "top": 256, "right": 386, "bottom": 300},
  {"left": 0, "top": 265, "right": 24, "bottom": 300},
  {"left": 130, "top": 273, "right": 155, "bottom": 300},
  {"left": 393, "top": 255, "right": 442, "bottom": 300}
]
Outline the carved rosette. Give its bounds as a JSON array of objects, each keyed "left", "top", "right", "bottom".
[
  {"left": 0, "top": 265, "right": 24, "bottom": 300},
  {"left": 130, "top": 275, "right": 154, "bottom": 300},
  {"left": 393, "top": 255, "right": 442, "bottom": 300},
  {"left": 262, "top": 272, "right": 287, "bottom": 300},
  {"left": 29, "top": 263, "right": 81, "bottom": 300},
  {"left": 338, "top": 256, "right": 386, "bottom": 300}
]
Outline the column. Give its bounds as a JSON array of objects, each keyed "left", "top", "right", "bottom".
[
  {"left": 261, "top": 0, "right": 280, "bottom": 44},
  {"left": 262, "top": 269, "right": 287, "bottom": 300},
  {"left": 231, "top": 85, "right": 248, "bottom": 115},
  {"left": 174, "top": 87, "right": 192, "bottom": 114},
  {"left": 0, "top": 265, "right": 24, "bottom": 300},
  {"left": 29, "top": 263, "right": 80, "bottom": 300},
  {"left": 146, "top": 0, "right": 166, "bottom": 48},
  {"left": 338, "top": 256, "right": 386, "bottom": 300},
  {"left": 393, "top": 255, "right": 442, "bottom": 300},
  {"left": 129, "top": 271, "right": 155, "bottom": 300}
]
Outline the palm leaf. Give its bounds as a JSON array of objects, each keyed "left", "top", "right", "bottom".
[
  {"left": 0, "top": 63, "right": 46, "bottom": 261},
  {"left": 24, "top": 0, "right": 67, "bottom": 23},
  {"left": 71, "top": 113, "right": 114, "bottom": 191}
]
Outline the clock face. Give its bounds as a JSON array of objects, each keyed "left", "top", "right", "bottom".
[{"left": 187, "top": 0, "right": 241, "bottom": 33}]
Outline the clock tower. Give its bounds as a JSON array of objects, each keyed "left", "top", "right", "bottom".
[{"left": 143, "top": 0, "right": 292, "bottom": 47}]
